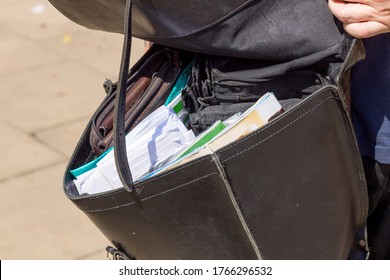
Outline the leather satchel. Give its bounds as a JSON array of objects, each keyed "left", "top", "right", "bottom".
[{"left": 58, "top": 0, "right": 369, "bottom": 259}]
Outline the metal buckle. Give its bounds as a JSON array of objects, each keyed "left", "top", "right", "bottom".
[{"left": 106, "top": 246, "right": 131, "bottom": 260}]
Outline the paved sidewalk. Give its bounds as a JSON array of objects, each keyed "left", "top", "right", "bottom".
[{"left": 0, "top": 1, "right": 144, "bottom": 259}]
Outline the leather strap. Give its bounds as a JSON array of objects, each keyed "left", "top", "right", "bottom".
[{"left": 113, "top": 0, "right": 142, "bottom": 206}]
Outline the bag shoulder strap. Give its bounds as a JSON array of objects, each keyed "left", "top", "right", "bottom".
[{"left": 114, "top": 0, "right": 143, "bottom": 206}]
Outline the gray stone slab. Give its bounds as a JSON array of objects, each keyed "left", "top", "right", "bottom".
[
  {"left": 78, "top": 249, "right": 107, "bottom": 260},
  {"left": 0, "top": 122, "right": 63, "bottom": 181},
  {"left": 36, "top": 118, "right": 90, "bottom": 158},
  {"left": 41, "top": 31, "right": 145, "bottom": 80},
  {"left": 0, "top": 2, "right": 85, "bottom": 40},
  {"left": 0, "top": 163, "right": 108, "bottom": 259},
  {"left": 0, "top": 0, "right": 149, "bottom": 260},
  {"left": 0, "top": 62, "right": 107, "bottom": 132},
  {"left": 0, "top": 24, "right": 63, "bottom": 76}
]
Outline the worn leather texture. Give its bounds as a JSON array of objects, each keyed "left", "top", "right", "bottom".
[
  {"left": 64, "top": 83, "right": 368, "bottom": 259},
  {"left": 64, "top": 42, "right": 368, "bottom": 259},
  {"left": 60, "top": 0, "right": 369, "bottom": 259},
  {"left": 49, "top": 0, "right": 345, "bottom": 60}
]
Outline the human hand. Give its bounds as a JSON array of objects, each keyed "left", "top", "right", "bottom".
[{"left": 328, "top": 0, "right": 390, "bottom": 38}]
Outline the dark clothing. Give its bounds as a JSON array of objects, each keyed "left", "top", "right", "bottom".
[
  {"left": 351, "top": 35, "right": 390, "bottom": 259},
  {"left": 351, "top": 34, "right": 390, "bottom": 165},
  {"left": 362, "top": 157, "right": 390, "bottom": 259}
]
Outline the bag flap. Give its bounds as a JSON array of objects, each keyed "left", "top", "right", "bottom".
[{"left": 49, "top": 0, "right": 253, "bottom": 35}]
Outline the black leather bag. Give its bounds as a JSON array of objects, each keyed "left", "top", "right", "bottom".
[
  {"left": 51, "top": 0, "right": 347, "bottom": 60},
  {"left": 59, "top": 0, "right": 369, "bottom": 259}
]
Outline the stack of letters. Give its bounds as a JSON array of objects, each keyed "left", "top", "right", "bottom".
[{"left": 72, "top": 92, "right": 282, "bottom": 194}]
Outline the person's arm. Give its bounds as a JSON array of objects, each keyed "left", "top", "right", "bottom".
[{"left": 328, "top": 0, "right": 390, "bottom": 38}]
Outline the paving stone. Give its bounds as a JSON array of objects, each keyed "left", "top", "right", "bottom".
[
  {"left": 79, "top": 249, "right": 107, "bottom": 260},
  {"left": 0, "top": 0, "right": 147, "bottom": 260},
  {"left": 0, "top": 163, "right": 108, "bottom": 259},
  {"left": 0, "top": 122, "right": 63, "bottom": 181},
  {"left": 41, "top": 31, "right": 145, "bottom": 80},
  {"left": 0, "top": 62, "right": 107, "bottom": 133},
  {"left": 0, "top": 1, "right": 85, "bottom": 41},
  {"left": 0, "top": 24, "right": 63, "bottom": 76},
  {"left": 36, "top": 118, "right": 90, "bottom": 158}
]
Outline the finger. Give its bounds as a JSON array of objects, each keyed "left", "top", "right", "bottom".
[
  {"left": 329, "top": 0, "right": 378, "bottom": 23},
  {"left": 344, "top": 21, "right": 389, "bottom": 37},
  {"left": 338, "top": 0, "right": 370, "bottom": 3}
]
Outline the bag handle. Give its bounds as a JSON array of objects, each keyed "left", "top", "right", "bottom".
[{"left": 113, "top": 0, "right": 143, "bottom": 206}]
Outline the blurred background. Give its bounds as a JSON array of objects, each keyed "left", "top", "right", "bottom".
[{"left": 0, "top": 0, "right": 144, "bottom": 259}]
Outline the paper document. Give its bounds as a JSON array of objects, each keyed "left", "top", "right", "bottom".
[
  {"left": 207, "top": 92, "right": 282, "bottom": 150},
  {"left": 166, "top": 93, "right": 189, "bottom": 126},
  {"left": 72, "top": 92, "right": 282, "bottom": 195},
  {"left": 153, "top": 92, "right": 283, "bottom": 173},
  {"left": 73, "top": 105, "right": 195, "bottom": 194},
  {"left": 178, "top": 120, "right": 226, "bottom": 159}
]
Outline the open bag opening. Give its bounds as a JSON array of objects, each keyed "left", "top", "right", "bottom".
[
  {"left": 61, "top": 40, "right": 369, "bottom": 260},
  {"left": 60, "top": 0, "right": 369, "bottom": 260},
  {"left": 65, "top": 34, "right": 360, "bottom": 198}
]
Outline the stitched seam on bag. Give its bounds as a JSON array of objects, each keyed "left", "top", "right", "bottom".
[
  {"left": 340, "top": 107, "right": 368, "bottom": 225},
  {"left": 218, "top": 88, "right": 335, "bottom": 154},
  {"left": 81, "top": 172, "right": 218, "bottom": 213},
  {"left": 132, "top": 0, "right": 256, "bottom": 39},
  {"left": 137, "top": 157, "right": 213, "bottom": 186},
  {"left": 77, "top": 157, "right": 212, "bottom": 201},
  {"left": 211, "top": 153, "right": 263, "bottom": 260},
  {"left": 330, "top": 80, "right": 368, "bottom": 225},
  {"left": 222, "top": 95, "right": 335, "bottom": 163}
]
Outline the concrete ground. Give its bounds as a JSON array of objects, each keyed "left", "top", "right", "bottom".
[{"left": 0, "top": 1, "right": 145, "bottom": 259}]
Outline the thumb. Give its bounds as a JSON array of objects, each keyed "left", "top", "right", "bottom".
[{"left": 344, "top": 21, "right": 389, "bottom": 38}]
